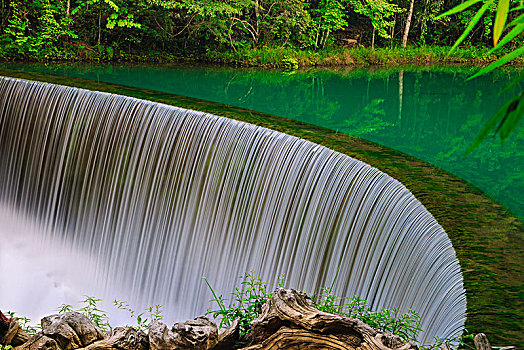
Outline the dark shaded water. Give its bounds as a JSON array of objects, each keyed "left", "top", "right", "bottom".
[{"left": 6, "top": 63, "right": 523, "bottom": 221}]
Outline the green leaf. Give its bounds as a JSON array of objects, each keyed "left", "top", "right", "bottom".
[
  {"left": 493, "top": 0, "right": 510, "bottom": 45},
  {"left": 469, "top": 45, "right": 524, "bottom": 78},
  {"left": 466, "top": 93, "right": 524, "bottom": 154},
  {"left": 488, "top": 23, "right": 524, "bottom": 53},
  {"left": 449, "top": 0, "right": 494, "bottom": 53},
  {"left": 498, "top": 71, "right": 524, "bottom": 95},
  {"left": 436, "top": 0, "right": 483, "bottom": 19},
  {"left": 507, "top": 12, "right": 524, "bottom": 26},
  {"left": 498, "top": 93, "right": 524, "bottom": 141}
]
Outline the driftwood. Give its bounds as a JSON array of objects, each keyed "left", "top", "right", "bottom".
[
  {"left": 0, "top": 311, "right": 30, "bottom": 347},
  {"left": 213, "top": 319, "right": 240, "bottom": 350},
  {"left": 240, "top": 288, "right": 417, "bottom": 350},
  {"left": 0, "top": 310, "right": 10, "bottom": 341},
  {"left": 14, "top": 334, "right": 61, "bottom": 350},
  {"left": 474, "top": 333, "right": 492, "bottom": 350}
]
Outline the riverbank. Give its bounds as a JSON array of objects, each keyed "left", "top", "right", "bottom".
[{"left": 1, "top": 45, "right": 521, "bottom": 69}]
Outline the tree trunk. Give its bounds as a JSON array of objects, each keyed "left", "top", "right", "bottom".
[
  {"left": 398, "top": 70, "right": 404, "bottom": 124},
  {"left": 254, "top": 0, "right": 260, "bottom": 47},
  {"left": 391, "top": 13, "right": 396, "bottom": 43},
  {"left": 97, "top": 2, "right": 102, "bottom": 45},
  {"left": 372, "top": 27, "right": 376, "bottom": 49},
  {"left": 66, "top": 0, "right": 70, "bottom": 17},
  {"left": 402, "top": 0, "right": 415, "bottom": 48}
]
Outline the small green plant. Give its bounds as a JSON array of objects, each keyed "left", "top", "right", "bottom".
[
  {"left": 422, "top": 328, "right": 475, "bottom": 350},
  {"left": 205, "top": 270, "right": 273, "bottom": 336},
  {"left": 78, "top": 296, "right": 111, "bottom": 333},
  {"left": 58, "top": 304, "right": 73, "bottom": 313},
  {"left": 313, "top": 292, "right": 422, "bottom": 343},
  {"left": 0, "top": 345, "right": 13, "bottom": 350},
  {"left": 4, "top": 311, "right": 40, "bottom": 335},
  {"left": 114, "top": 300, "right": 163, "bottom": 331}
]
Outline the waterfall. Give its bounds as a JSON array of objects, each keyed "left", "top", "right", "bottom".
[{"left": 0, "top": 76, "right": 466, "bottom": 343}]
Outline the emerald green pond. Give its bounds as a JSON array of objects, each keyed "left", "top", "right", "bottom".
[{"left": 6, "top": 63, "right": 523, "bottom": 222}]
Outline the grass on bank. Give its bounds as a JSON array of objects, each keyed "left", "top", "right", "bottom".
[
  {"left": 1, "top": 44, "right": 520, "bottom": 68},
  {"left": 205, "top": 45, "right": 508, "bottom": 68}
]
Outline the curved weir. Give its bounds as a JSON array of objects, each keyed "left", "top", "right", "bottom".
[{"left": 0, "top": 76, "right": 466, "bottom": 343}]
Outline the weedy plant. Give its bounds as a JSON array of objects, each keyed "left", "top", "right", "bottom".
[
  {"left": 422, "top": 328, "right": 476, "bottom": 350},
  {"left": 77, "top": 296, "right": 112, "bottom": 333},
  {"left": 4, "top": 311, "right": 40, "bottom": 334},
  {"left": 312, "top": 287, "right": 422, "bottom": 343},
  {"left": 57, "top": 297, "right": 163, "bottom": 332},
  {"left": 206, "top": 270, "right": 427, "bottom": 345},
  {"left": 113, "top": 300, "right": 163, "bottom": 331},
  {"left": 205, "top": 270, "right": 276, "bottom": 336}
]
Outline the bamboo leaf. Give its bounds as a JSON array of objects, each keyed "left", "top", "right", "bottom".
[
  {"left": 507, "top": 12, "right": 524, "bottom": 26},
  {"left": 450, "top": 1, "right": 494, "bottom": 53},
  {"left": 498, "top": 93, "right": 524, "bottom": 142},
  {"left": 465, "top": 95, "right": 518, "bottom": 154},
  {"left": 487, "top": 23, "right": 524, "bottom": 54},
  {"left": 494, "top": 0, "right": 510, "bottom": 45},
  {"left": 499, "top": 71, "right": 524, "bottom": 95},
  {"left": 436, "top": 0, "right": 483, "bottom": 19},
  {"left": 469, "top": 46, "right": 524, "bottom": 78}
]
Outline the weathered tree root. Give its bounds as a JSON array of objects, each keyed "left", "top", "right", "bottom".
[
  {"left": 0, "top": 311, "right": 30, "bottom": 347},
  {"left": 240, "top": 288, "right": 417, "bottom": 350}
]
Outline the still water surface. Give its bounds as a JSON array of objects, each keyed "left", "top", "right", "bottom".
[{"left": 7, "top": 63, "right": 523, "bottom": 221}]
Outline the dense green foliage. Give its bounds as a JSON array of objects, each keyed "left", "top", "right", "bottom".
[
  {"left": 205, "top": 271, "right": 468, "bottom": 348},
  {"left": 205, "top": 272, "right": 424, "bottom": 342},
  {"left": 436, "top": 0, "right": 523, "bottom": 154},
  {"left": 1, "top": 0, "right": 522, "bottom": 62}
]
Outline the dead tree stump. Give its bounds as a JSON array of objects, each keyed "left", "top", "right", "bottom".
[
  {"left": 240, "top": 288, "right": 418, "bottom": 350},
  {"left": 0, "top": 310, "right": 30, "bottom": 347}
]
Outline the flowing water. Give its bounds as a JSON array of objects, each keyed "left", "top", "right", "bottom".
[
  {"left": 7, "top": 63, "right": 521, "bottom": 222},
  {"left": 0, "top": 76, "right": 465, "bottom": 343}
]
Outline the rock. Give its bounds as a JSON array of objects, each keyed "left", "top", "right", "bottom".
[
  {"left": 213, "top": 319, "right": 240, "bottom": 350},
  {"left": 84, "top": 327, "right": 149, "bottom": 350},
  {"left": 14, "top": 333, "right": 60, "bottom": 350},
  {"left": 242, "top": 288, "right": 418, "bottom": 350},
  {"left": 474, "top": 333, "right": 492, "bottom": 350},
  {"left": 41, "top": 312, "right": 104, "bottom": 350},
  {"left": 149, "top": 317, "right": 218, "bottom": 350}
]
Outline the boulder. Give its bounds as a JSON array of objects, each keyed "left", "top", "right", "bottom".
[
  {"left": 41, "top": 312, "right": 104, "bottom": 350},
  {"left": 14, "top": 333, "right": 60, "bottom": 350},
  {"left": 84, "top": 327, "right": 148, "bottom": 350},
  {"left": 149, "top": 317, "right": 217, "bottom": 350}
]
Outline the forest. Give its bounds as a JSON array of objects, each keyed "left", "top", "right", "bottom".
[{"left": 1, "top": 0, "right": 523, "bottom": 65}]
